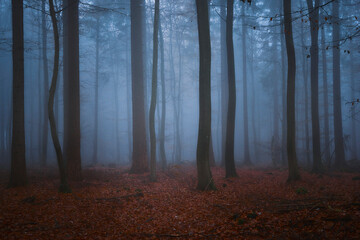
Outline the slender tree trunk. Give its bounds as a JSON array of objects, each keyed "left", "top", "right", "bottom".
[
  {"left": 225, "top": 0, "right": 237, "bottom": 178},
  {"left": 38, "top": 17, "right": 43, "bottom": 164},
  {"left": 63, "top": 0, "right": 82, "bottom": 181},
  {"left": 159, "top": 19, "right": 167, "bottom": 170},
  {"left": 321, "top": 25, "right": 331, "bottom": 166},
  {"left": 149, "top": 0, "right": 159, "bottom": 182},
  {"left": 241, "top": 5, "right": 251, "bottom": 166},
  {"left": 126, "top": 37, "right": 132, "bottom": 163},
  {"left": 350, "top": 48, "right": 357, "bottom": 160},
  {"left": 283, "top": 0, "right": 300, "bottom": 182},
  {"left": 130, "top": 0, "right": 148, "bottom": 173},
  {"left": 93, "top": 15, "right": 100, "bottom": 165},
  {"left": 280, "top": 12, "right": 287, "bottom": 166},
  {"left": 332, "top": 0, "right": 346, "bottom": 169},
  {"left": 300, "top": 23, "right": 311, "bottom": 168},
  {"left": 9, "top": 0, "right": 27, "bottom": 187},
  {"left": 220, "top": 0, "right": 228, "bottom": 167},
  {"left": 249, "top": 34, "right": 258, "bottom": 162},
  {"left": 195, "top": 0, "right": 216, "bottom": 190},
  {"left": 306, "top": 0, "right": 322, "bottom": 173},
  {"left": 41, "top": 0, "right": 49, "bottom": 167},
  {"left": 48, "top": 0, "right": 71, "bottom": 193}
]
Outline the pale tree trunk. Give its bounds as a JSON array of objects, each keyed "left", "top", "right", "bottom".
[
  {"left": 41, "top": 0, "right": 49, "bottom": 167},
  {"left": 283, "top": 0, "right": 300, "bottom": 182},
  {"left": 63, "top": 0, "right": 82, "bottom": 181},
  {"left": 195, "top": 0, "right": 216, "bottom": 190},
  {"left": 159, "top": 19, "right": 167, "bottom": 170},
  {"left": 332, "top": 0, "right": 346, "bottom": 169},
  {"left": 149, "top": 0, "right": 159, "bottom": 182},
  {"left": 9, "top": 0, "right": 27, "bottom": 187},
  {"left": 241, "top": 5, "right": 251, "bottom": 166},
  {"left": 48, "top": 0, "right": 71, "bottom": 192},
  {"left": 225, "top": 0, "right": 237, "bottom": 178},
  {"left": 93, "top": 15, "right": 100, "bottom": 165}
]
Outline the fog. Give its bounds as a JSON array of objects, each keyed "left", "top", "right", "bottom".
[{"left": 0, "top": 0, "right": 359, "bottom": 171}]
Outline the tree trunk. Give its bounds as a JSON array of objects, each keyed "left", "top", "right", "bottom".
[
  {"left": 93, "top": 15, "right": 100, "bottom": 165},
  {"left": 332, "top": 0, "right": 346, "bottom": 169},
  {"left": 241, "top": 5, "right": 251, "bottom": 166},
  {"left": 300, "top": 22, "right": 310, "bottom": 168},
  {"left": 220, "top": 0, "right": 227, "bottom": 167},
  {"left": 280, "top": 9, "right": 287, "bottom": 166},
  {"left": 149, "top": 0, "right": 159, "bottom": 182},
  {"left": 48, "top": 0, "right": 71, "bottom": 193},
  {"left": 283, "top": 0, "right": 300, "bottom": 182},
  {"left": 63, "top": 0, "right": 82, "bottom": 181},
  {"left": 126, "top": 36, "right": 132, "bottom": 163},
  {"left": 9, "top": 0, "right": 27, "bottom": 187},
  {"left": 306, "top": 0, "right": 322, "bottom": 173},
  {"left": 321, "top": 25, "right": 331, "bottom": 166},
  {"left": 130, "top": 0, "right": 148, "bottom": 173},
  {"left": 195, "top": 0, "right": 216, "bottom": 190},
  {"left": 225, "top": 0, "right": 238, "bottom": 178},
  {"left": 159, "top": 18, "right": 167, "bottom": 170},
  {"left": 41, "top": 0, "right": 49, "bottom": 167},
  {"left": 350, "top": 47, "right": 357, "bottom": 160}
]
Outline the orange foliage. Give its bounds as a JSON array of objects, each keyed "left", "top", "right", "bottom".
[{"left": 0, "top": 166, "right": 359, "bottom": 239}]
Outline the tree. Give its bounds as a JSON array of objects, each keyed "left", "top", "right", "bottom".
[
  {"left": 63, "top": 0, "right": 82, "bottom": 181},
  {"left": 225, "top": 0, "right": 237, "bottom": 178},
  {"left": 9, "top": 0, "right": 27, "bottom": 187},
  {"left": 283, "top": 0, "right": 300, "bottom": 182},
  {"left": 332, "top": 0, "right": 346, "bottom": 169},
  {"left": 93, "top": 14, "right": 100, "bottom": 165},
  {"left": 195, "top": 0, "right": 216, "bottom": 191},
  {"left": 130, "top": 0, "right": 148, "bottom": 173},
  {"left": 149, "top": 0, "right": 160, "bottom": 182},
  {"left": 41, "top": 0, "right": 49, "bottom": 167},
  {"left": 48, "top": 0, "right": 71, "bottom": 193},
  {"left": 159, "top": 18, "right": 167, "bottom": 170},
  {"left": 241, "top": 4, "right": 251, "bottom": 166},
  {"left": 306, "top": 0, "right": 322, "bottom": 173}
]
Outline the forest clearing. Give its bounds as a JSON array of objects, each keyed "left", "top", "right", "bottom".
[{"left": 1, "top": 165, "right": 359, "bottom": 239}]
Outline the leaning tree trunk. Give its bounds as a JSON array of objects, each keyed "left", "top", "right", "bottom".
[
  {"left": 149, "top": 0, "right": 159, "bottom": 182},
  {"left": 195, "top": 0, "right": 216, "bottom": 190},
  {"left": 225, "top": 0, "right": 238, "bottom": 178},
  {"left": 306, "top": 0, "right": 322, "bottom": 173},
  {"left": 283, "top": 0, "right": 300, "bottom": 182},
  {"left": 48, "top": 0, "right": 71, "bottom": 193},
  {"left": 332, "top": 0, "right": 346, "bottom": 169},
  {"left": 9, "top": 0, "right": 27, "bottom": 187}
]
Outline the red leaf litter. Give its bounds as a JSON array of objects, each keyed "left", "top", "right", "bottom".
[{"left": 0, "top": 166, "right": 359, "bottom": 239}]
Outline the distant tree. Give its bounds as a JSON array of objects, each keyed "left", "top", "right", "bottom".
[
  {"left": 332, "top": 0, "right": 346, "bottom": 169},
  {"left": 48, "top": 0, "right": 71, "bottom": 193},
  {"left": 283, "top": 0, "right": 300, "bottom": 182},
  {"left": 130, "top": 0, "right": 148, "bottom": 173},
  {"left": 149, "top": 0, "right": 160, "bottom": 182},
  {"left": 225, "top": 0, "right": 237, "bottom": 178},
  {"left": 63, "top": 0, "right": 82, "bottom": 181},
  {"left": 93, "top": 13, "right": 100, "bottom": 165},
  {"left": 41, "top": 0, "right": 49, "bottom": 167},
  {"left": 195, "top": 0, "right": 216, "bottom": 190},
  {"left": 9, "top": 0, "right": 27, "bottom": 187},
  {"left": 306, "top": 0, "right": 323, "bottom": 173}
]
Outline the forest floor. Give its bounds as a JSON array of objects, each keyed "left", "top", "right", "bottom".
[{"left": 0, "top": 165, "right": 360, "bottom": 239}]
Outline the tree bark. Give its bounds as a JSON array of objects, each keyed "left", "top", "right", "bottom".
[
  {"left": 332, "top": 0, "right": 346, "bottom": 169},
  {"left": 63, "top": 0, "right": 82, "bottom": 181},
  {"left": 48, "top": 0, "right": 71, "bottom": 193},
  {"left": 225, "top": 0, "right": 238, "bottom": 178},
  {"left": 241, "top": 4, "right": 251, "bottom": 166},
  {"left": 9, "top": 0, "right": 27, "bottom": 187},
  {"left": 159, "top": 19, "right": 167, "bottom": 170},
  {"left": 195, "top": 0, "right": 216, "bottom": 190},
  {"left": 283, "top": 0, "right": 300, "bottom": 182},
  {"left": 149, "top": 0, "right": 159, "bottom": 182},
  {"left": 130, "top": 0, "right": 148, "bottom": 173}
]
